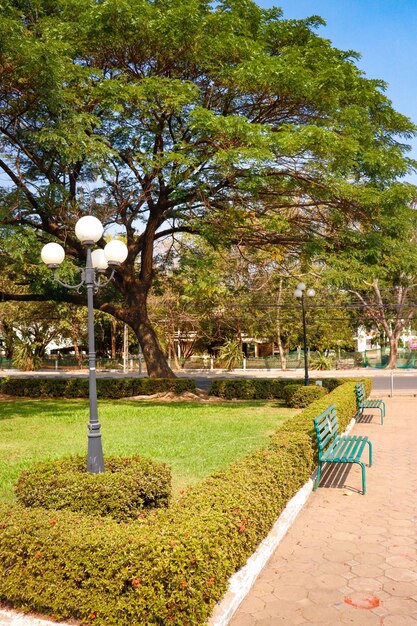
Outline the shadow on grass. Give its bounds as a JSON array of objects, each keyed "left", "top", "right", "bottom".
[{"left": 0, "top": 397, "right": 291, "bottom": 421}]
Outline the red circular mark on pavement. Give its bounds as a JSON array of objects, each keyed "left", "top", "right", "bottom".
[{"left": 344, "top": 594, "right": 380, "bottom": 609}]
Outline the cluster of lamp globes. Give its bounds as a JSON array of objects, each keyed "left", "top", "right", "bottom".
[
  {"left": 40, "top": 216, "right": 128, "bottom": 270},
  {"left": 294, "top": 283, "right": 316, "bottom": 299}
]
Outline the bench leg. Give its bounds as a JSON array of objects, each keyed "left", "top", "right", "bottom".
[
  {"left": 358, "top": 461, "right": 366, "bottom": 495},
  {"left": 314, "top": 461, "right": 322, "bottom": 491},
  {"left": 367, "top": 440, "right": 372, "bottom": 467},
  {"left": 380, "top": 407, "right": 384, "bottom": 425}
]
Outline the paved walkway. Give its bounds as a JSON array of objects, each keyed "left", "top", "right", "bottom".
[
  {"left": 230, "top": 397, "right": 417, "bottom": 625},
  {"left": 1, "top": 397, "right": 416, "bottom": 625}
]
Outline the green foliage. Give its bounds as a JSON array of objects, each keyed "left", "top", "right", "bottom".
[
  {"left": 11, "top": 342, "right": 42, "bottom": 371},
  {"left": 0, "top": 377, "right": 196, "bottom": 398},
  {"left": 0, "top": 432, "right": 313, "bottom": 625},
  {"left": 1, "top": 0, "right": 416, "bottom": 380},
  {"left": 217, "top": 339, "right": 244, "bottom": 370},
  {"left": 287, "top": 385, "right": 329, "bottom": 408},
  {"left": 15, "top": 455, "right": 171, "bottom": 521},
  {"left": 0, "top": 379, "right": 366, "bottom": 623},
  {"left": 308, "top": 351, "right": 337, "bottom": 370},
  {"left": 209, "top": 377, "right": 342, "bottom": 400},
  {"left": 281, "top": 383, "right": 303, "bottom": 405}
]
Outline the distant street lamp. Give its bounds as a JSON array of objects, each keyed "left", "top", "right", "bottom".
[
  {"left": 41, "top": 216, "right": 128, "bottom": 473},
  {"left": 294, "top": 283, "right": 316, "bottom": 386}
]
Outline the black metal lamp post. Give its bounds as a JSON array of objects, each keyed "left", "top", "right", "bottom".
[
  {"left": 41, "top": 216, "right": 128, "bottom": 474},
  {"left": 294, "top": 282, "right": 315, "bottom": 386}
]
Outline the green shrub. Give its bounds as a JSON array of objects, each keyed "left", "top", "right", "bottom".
[
  {"left": 209, "top": 377, "right": 348, "bottom": 400},
  {"left": 288, "top": 385, "right": 328, "bottom": 408},
  {"left": 281, "top": 383, "right": 302, "bottom": 405},
  {"left": 0, "top": 433, "right": 313, "bottom": 625},
  {"left": 0, "top": 377, "right": 196, "bottom": 399},
  {"left": 15, "top": 455, "right": 171, "bottom": 521},
  {"left": 0, "top": 379, "right": 369, "bottom": 624}
]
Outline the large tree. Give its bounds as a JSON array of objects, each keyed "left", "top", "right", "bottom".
[{"left": 0, "top": 0, "right": 415, "bottom": 376}]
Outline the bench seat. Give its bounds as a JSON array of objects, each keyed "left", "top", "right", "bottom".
[
  {"left": 313, "top": 405, "right": 372, "bottom": 494},
  {"left": 355, "top": 382, "right": 385, "bottom": 424}
]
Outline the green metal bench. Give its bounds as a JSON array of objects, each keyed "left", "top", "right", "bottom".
[
  {"left": 355, "top": 382, "right": 385, "bottom": 425},
  {"left": 313, "top": 404, "right": 372, "bottom": 495}
]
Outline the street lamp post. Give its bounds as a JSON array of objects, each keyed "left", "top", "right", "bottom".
[
  {"left": 41, "top": 216, "right": 128, "bottom": 474},
  {"left": 294, "top": 283, "right": 316, "bottom": 386}
]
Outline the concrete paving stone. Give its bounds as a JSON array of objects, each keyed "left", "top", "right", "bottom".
[
  {"left": 385, "top": 535, "right": 416, "bottom": 546},
  {"left": 339, "top": 608, "right": 387, "bottom": 625},
  {"left": 235, "top": 596, "right": 265, "bottom": 614},
  {"left": 231, "top": 614, "right": 257, "bottom": 626},
  {"left": 385, "top": 568, "right": 417, "bottom": 582},
  {"left": 347, "top": 576, "right": 384, "bottom": 592},
  {"left": 314, "top": 573, "right": 347, "bottom": 589},
  {"left": 350, "top": 564, "right": 384, "bottom": 578},
  {"left": 301, "top": 604, "right": 342, "bottom": 624},
  {"left": 316, "top": 561, "right": 353, "bottom": 576},
  {"left": 382, "top": 596, "right": 417, "bottom": 614},
  {"left": 381, "top": 578, "right": 417, "bottom": 596},
  {"left": 382, "top": 616, "right": 417, "bottom": 625},
  {"left": 386, "top": 555, "right": 417, "bottom": 568},
  {"left": 256, "top": 599, "right": 308, "bottom": 621},
  {"left": 271, "top": 585, "right": 309, "bottom": 602},
  {"left": 274, "top": 572, "right": 317, "bottom": 588},
  {"left": 254, "top": 614, "right": 306, "bottom": 626},
  {"left": 322, "top": 549, "right": 355, "bottom": 563},
  {"left": 387, "top": 545, "right": 417, "bottom": 557},
  {"left": 307, "top": 587, "right": 344, "bottom": 606}
]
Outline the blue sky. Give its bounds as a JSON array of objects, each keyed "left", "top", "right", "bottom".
[{"left": 258, "top": 0, "right": 417, "bottom": 183}]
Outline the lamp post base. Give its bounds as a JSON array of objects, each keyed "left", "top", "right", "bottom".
[{"left": 87, "top": 426, "right": 105, "bottom": 474}]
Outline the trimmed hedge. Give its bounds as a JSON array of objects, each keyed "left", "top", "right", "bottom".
[
  {"left": 208, "top": 376, "right": 367, "bottom": 400},
  {"left": 286, "top": 384, "right": 328, "bottom": 408},
  {"left": 0, "top": 378, "right": 370, "bottom": 624},
  {"left": 0, "top": 377, "right": 196, "bottom": 399},
  {"left": 209, "top": 377, "right": 340, "bottom": 400},
  {"left": 15, "top": 455, "right": 171, "bottom": 521},
  {"left": 0, "top": 433, "right": 313, "bottom": 625}
]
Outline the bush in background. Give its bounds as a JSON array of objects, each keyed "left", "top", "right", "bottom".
[
  {"left": 15, "top": 455, "right": 171, "bottom": 521},
  {"left": 0, "top": 377, "right": 196, "bottom": 399},
  {"left": 209, "top": 377, "right": 344, "bottom": 401},
  {"left": 286, "top": 384, "right": 328, "bottom": 408}
]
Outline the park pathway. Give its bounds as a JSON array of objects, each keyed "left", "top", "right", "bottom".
[{"left": 230, "top": 396, "right": 417, "bottom": 625}]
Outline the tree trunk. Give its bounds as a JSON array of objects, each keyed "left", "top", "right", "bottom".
[
  {"left": 111, "top": 318, "right": 117, "bottom": 359},
  {"left": 386, "top": 332, "right": 400, "bottom": 369},
  {"left": 127, "top": 291, "right": 176, "bottom": 378},
  {"left": 275, "top": 278, "right": 287, "bottom": 370}
]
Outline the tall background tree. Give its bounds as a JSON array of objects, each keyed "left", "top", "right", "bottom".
[{"left": 0, "top": 0, "right": 415, "bottom": 375}]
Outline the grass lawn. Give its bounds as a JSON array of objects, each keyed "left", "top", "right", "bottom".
[{"left": 0, "top": 398, "right": 297, "bottom": 502}]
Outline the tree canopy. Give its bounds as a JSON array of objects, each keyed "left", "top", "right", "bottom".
[{"left": 0, "top": 0, "right": 416, "bottom": 375}]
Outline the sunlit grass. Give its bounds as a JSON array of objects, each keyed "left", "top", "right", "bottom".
[{"left": 0, "top": 398, "right": 297, "bottom": 501}]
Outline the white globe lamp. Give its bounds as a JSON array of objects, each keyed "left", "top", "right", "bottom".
[
  {"left": 41, "top": 242, "right": 65, "bottom": 268},
  {"left": 104, "top": 239, "right": 128, "bottom": 266},
  {"left": 91, "top": 249, "right": 109, "bottom": 272},
  {"left": 75, "top": 216, "right": 104, "bottom": 244}
]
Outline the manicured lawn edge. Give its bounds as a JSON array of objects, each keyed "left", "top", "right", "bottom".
[{"left": 0, "top": 379, "right": 370, "bottom": 625}]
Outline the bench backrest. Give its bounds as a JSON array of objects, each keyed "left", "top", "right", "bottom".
[
  {"left": 313, "top": 404, "right": 339, "bottom": 453},
  {"left": 355, "top": 382, "right": 365, "bottom": 405}
]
